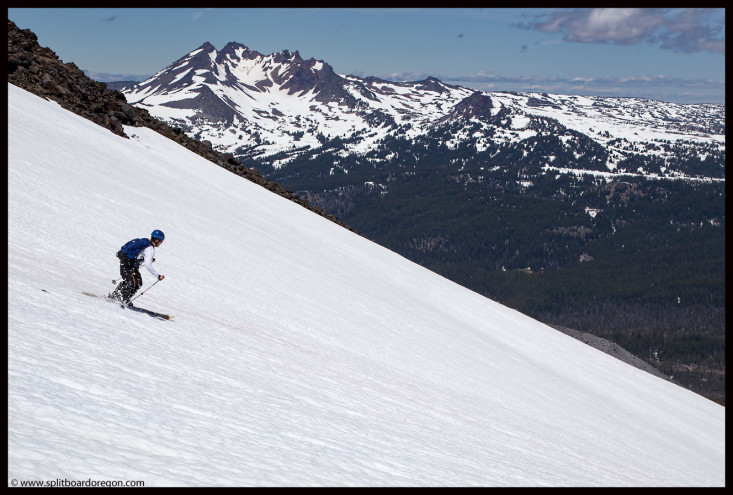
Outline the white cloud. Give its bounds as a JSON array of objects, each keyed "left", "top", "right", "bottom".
[{"left": 521, "top": 8, "right": 724, "bottom": 54}]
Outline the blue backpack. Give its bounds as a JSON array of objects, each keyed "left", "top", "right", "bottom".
[{"left": 120, "top": 238, "right": 151, "bottom": 259}]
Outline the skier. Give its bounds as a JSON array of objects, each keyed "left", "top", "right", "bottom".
[{"left": 109, "top": 230, "right": 165, "bottom": 307}]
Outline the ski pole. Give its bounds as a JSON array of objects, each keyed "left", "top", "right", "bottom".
[{"left": 129, "top": 278, "right": 161, "bottom": 304}]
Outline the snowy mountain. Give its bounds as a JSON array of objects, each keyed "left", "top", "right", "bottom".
[
  {"left": 8, "top": 82, "right": 724, "bottom": 486},
  {"left": 120, "top": 42, "right": 725, "bottom": 179}
]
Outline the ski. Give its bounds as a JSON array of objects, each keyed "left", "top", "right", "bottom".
[
  {"left": 127, "top": 306, "right": 174, "bottom": 320},
  {"left": 81, "top": 292, "right": 174, "bottom": 320}
]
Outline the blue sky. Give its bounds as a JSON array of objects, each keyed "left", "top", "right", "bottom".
[{"left": 8, "top": 8, "right": 725, "bottom": 104}]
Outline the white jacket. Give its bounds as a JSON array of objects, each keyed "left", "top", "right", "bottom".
[{"left": 136, "top": 245, "right": 160, "bottom": 278}]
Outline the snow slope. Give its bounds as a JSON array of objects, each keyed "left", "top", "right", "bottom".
[{"left": 7, "top": 83, "right": 724, "bottom": 487}]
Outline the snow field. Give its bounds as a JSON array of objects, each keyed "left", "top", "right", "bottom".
[{"left": 8, "top": 83, "right": 724, "bottom": 486}]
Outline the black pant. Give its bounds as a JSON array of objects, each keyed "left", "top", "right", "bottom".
[{"left": 111, "top": 251, "right": 142, "bottom": 303}]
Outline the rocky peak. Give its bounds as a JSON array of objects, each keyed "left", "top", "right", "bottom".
[
  {"left": 445, "top": 91, "right": 495, "bottom": 121},
  {"left": 415, "top": 77, "right": 449, "bottom": 93},
  {"left": 132, "top": 42, "right": 221, "bottom": 93},
  {"left": 217, "top": 41, "right": 262, "bottom": 63},
  {"left": 273, "top": 49, "right": 302, "bottom": 64},
  {"left": 184, "top": 42, "right": 218, "bottom": 67}
]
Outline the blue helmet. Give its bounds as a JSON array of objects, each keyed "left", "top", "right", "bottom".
[{"left": 151, "top": 230, "right": 165, "bottom": 242}]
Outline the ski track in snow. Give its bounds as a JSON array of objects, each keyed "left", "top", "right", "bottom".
[{"left": 7, "top": 83, "right": 725, "bottom": 487}]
